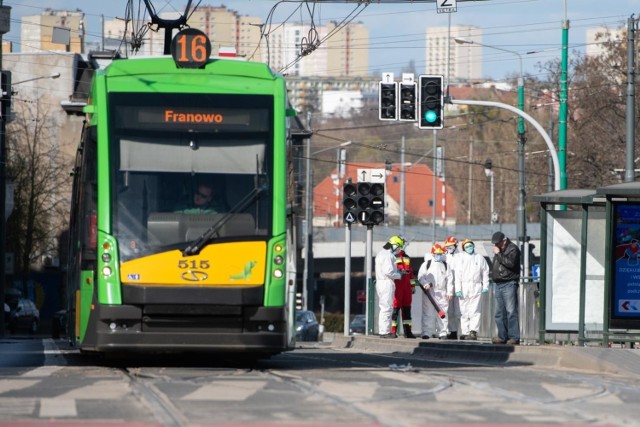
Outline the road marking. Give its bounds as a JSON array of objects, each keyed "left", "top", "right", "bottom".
[
  {"left": 55, "top": 380, "right": 132, "bottom": 399},
  {"left": 181, "top": 380, "right": 267, "bottom": 401},
  {"left": 0, "top": 379, "right": 39, "bottom": 393},
  {"left": 39, "top": 398, "right": 77, "bottom": 417},
  {"left": 0, "top": 398, "right": 37, "bottom": 416}
]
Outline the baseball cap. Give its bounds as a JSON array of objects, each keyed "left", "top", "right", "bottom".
[{"left": 491, "top": 231, "right": 505, "bottom": 245}]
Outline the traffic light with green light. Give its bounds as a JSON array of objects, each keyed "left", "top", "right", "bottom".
[{"left": 418, "top": 75, "right": 443, "bottom": 129}]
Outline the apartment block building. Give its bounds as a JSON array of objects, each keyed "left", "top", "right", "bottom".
[
  {"left": 426, "top": 25, "right": 482, "bottom": 82},
  {"left": 21, "top": 9, "right": 85, "bottom": 54}
]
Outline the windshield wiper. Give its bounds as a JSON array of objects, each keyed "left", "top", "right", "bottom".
[{"left": 182, "top": 186, "right": 264, "bottom": 256}]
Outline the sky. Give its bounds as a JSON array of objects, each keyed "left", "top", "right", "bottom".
[{"left": 3, "top": 0, "right": 639, "bottom": 80}]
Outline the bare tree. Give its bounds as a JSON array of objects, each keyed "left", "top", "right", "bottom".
[{"left": 6, "top": 100, "right": 72, "bottom": 292}]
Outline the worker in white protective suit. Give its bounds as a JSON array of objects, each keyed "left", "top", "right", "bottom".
[
  {"left": 375, "top": 235, "right": 404, "bottom": 338},
  {"left": 455, "top": 239, "right": 490, "bottom": 340},
  {"left": 417, "top": 244, "right": 455, "bottom": 340},
  {"left": 443, "top": 235, "right": 461, "bottom": 339}
]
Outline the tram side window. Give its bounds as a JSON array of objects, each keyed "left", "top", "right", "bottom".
[{"left": 78, "top": 127, "right": 98, "bottom": 262}]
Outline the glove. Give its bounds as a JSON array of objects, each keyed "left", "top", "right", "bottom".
[
  {"left": 455, "top": 291, "right": 463, "bottom": 297},
  {"left": 423, "top": 283, "right": 432, "bottom": 290},
  {"left": 481, "top": 288, "right": 489, "bottom": 294},
  {"left": 410, "top": 279, "right": 417, "bottom": 287}
]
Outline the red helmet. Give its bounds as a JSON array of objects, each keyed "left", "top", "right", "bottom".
[
  {"left": 443, "top": 236, "right": 458, "bottom": 247},
  {"left": 431, "top": 243, "right": 445, "bottom": 255}
]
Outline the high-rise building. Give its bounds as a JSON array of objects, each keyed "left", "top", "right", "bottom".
[
  {"left": 585, "top": 26, "right": 624, "bottom": 58},
  {"left": 21, "top": 10, "right": 85, "bottom": 54},
  {"left": 267, "top": 21, "right": 368, "bottom": 77},
  {"left": 426, "top": 25, "right": 482, "bottom": 82}
]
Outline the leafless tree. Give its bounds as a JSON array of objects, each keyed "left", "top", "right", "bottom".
[{"left": 6, "top": 100, "right": 72, "bottom": 292}]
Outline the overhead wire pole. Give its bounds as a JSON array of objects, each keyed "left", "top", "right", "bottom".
[
  {"left": 625, "top": 14, "right": 636, "bottom": 183},
  {"left": 0, "top": 0, "right": 8, "bottom": 337},
  {"left": 558, "top": 0, "right": 569, "bottom": 189}
]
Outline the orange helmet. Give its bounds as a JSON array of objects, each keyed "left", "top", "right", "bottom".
[
  {"left": 443, "top": 236, "right": 458, "bottom": 247},
  {"left": 431, "top": 243, "right": 445, "bottom": 255}
]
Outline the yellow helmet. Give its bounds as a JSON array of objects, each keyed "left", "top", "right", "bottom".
[
  {"left": 386, "top": 235, "right": 405, "bottom": 250},
  {"left": 461, "top": 239, "right": 474, "bottom": 250}
]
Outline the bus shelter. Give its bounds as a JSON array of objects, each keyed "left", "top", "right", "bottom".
[
  {"left": 531, "top": 189, "right": 606, "bottom": 345},
  {"left": 597, "top": 181, "right": 640, "bottom": 345}
]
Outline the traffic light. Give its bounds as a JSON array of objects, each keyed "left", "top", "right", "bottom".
[
  {"left": 418, "top": 75, "right": 443, "bottom": 129},
  {"left": 342, "top": 181, "right": 357, "bottom": 225},
  {"left": 399, "top": 83, "right": 417, "bottom": 121},
  {"left": 355, "top": 182, "right": 385, "bottom": 226},
  {"left": 0, "top": 70, "right": 11, "bottom": 119},
  {"left": 295, "top": 292, "right": 303, "bottom": 310},
  {"left": 378, "top": 81, "right": 397, "bottom": 121}
]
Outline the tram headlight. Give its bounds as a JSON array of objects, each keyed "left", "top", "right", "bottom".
[
  {"left": 273, "top": 268, "right": 283, "bottom": 279},
  {"left": 274, "top": 255, "right": 284, "bottom": 265},
  {"left": 102, "top": 266, "right": 112, "bottom": 277},
  {"left": 101, "top": 253, "right": 111, "bottom": 262}
]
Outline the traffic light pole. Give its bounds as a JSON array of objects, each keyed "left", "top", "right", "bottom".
[
  {"left": 344, "top": 223, "right": 351, "bottom": 336},
  {"left": 364, "top": 224, "right": 373, "bottom": 334}
]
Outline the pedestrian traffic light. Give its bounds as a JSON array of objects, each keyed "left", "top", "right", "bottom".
[
  {"left": 399, "top": 82, "right": 417, "bottom": 121},
  {"left": 295, "top": 292, "right": 303, "bottom": 310},
  {"left": 0, "top": 70, "right": 11, "bottom": 119},
  {"left": 418, "top": 75, "right": 443, "bottom": 129},
  {"left": 378, "top": 81, "right": 397, "bottom": 121},
  {"left": 355, "top": 182, "right": 385, "bottom": 226},
  {"left": 343, "top": 181, "right": 357, "bottom": 225}
]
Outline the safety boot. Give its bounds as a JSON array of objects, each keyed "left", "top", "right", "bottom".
[
  {"left": 391, "top": 324, "right": 397, "bottom": 336},
  {"left": 403, "top": 323, "right": 416, "bottom": 339}
]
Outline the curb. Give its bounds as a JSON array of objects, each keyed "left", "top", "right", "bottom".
[{"left": 328, "top": 333, "right": 640, "bottom": 376}]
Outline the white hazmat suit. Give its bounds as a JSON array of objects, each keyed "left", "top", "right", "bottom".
[
  {"left": 375, "top": 247, "right": 401, "bottom": 335},
  {"left": 456, "top": 249, "right": 490, "bottom": 337},
  {"left": 417, "top": 255, "right": 454, "bottom": 338}
]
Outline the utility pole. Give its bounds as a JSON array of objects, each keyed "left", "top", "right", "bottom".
[
  {"left": 625, "top": 14, "right": 636, "bottom": 183},
  {"left": 0, "top": 0, "right": 9, "bottom": 337},
  {"left": 400, "top": 136, "right": 405, "bottom": 236},
  {"left": 558, "top": 0, "right": 569, "bottom": 189}
]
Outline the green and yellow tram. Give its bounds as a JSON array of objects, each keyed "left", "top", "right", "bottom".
[{"left": 67, "top": 30, "right": 297, "bottom": 355}]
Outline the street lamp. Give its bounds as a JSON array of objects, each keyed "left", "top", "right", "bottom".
[
  {"left": 11, "top": 72, "right": 61, "bottom": 86},
  {"left": 484, "top": 159, "right": 496, "bottom": 224},
  {"left": 454, "top": 38, "right": 528, "bottom": 277},
  {"left": 303, "top": 138, "right": 351, "bottom": 311}
]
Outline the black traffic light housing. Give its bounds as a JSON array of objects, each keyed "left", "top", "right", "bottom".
[
  {"left": 378, "top": 81, "right": 397, "bottom": 121},
  {"left": 399, "top": 82, "right": 417, "bottom": 121},
  {"left": 1, "top": 70, "right": 11, "bottom": 119},
  {"left": 342, "top": 181, "right": 358, "bottom": 225},
  {"left": 418, "top": 75, "right": 444, "bottom": 129},
  {"left": 355, "top": 182, "right": 385, "bottom": 226}
]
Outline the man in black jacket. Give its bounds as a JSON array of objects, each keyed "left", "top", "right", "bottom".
[{"left": 491, "top": 231, "right": 521, "bottom": 345}]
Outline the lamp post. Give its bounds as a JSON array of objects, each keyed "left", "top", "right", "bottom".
[
  {"left": 455, "top": 38, "right": 527, "bottom": 277},
  {"left": 0, "top": 71, "right": 62, "bottom": 337},
  {"left": 303, "top": 137, "right": 351, "bottom": 311},
  {"left": 484, "top": 159, "right": 496, "bottom": 224}
]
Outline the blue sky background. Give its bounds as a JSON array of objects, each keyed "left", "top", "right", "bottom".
[{"left": 4, "top": 0, "right": 639, "bottom": 80}]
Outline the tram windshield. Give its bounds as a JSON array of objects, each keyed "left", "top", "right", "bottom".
[{"left": 108, "top": 92, "right": 274, "bottom": 260}]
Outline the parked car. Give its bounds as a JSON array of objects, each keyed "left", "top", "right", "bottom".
[
  {"left": 349, "top": 314, "right": 366, "bottom": 335},
  {"left": 295, "top": 310, "right": 319, "bottom": 342},
  {"left": 7, "top": 298, "right": 39, "bottom": 334}
]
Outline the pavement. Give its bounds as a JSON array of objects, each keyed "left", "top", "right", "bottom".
[{"left": 326, "top": 333, "right": 640, "bottom": 377}]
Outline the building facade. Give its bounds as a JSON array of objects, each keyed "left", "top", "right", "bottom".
[
  {"left": 426, "top": 25, "right": 482, "bottom": 82},
  {"left": 21, "top": 10, "right": 85, "bottom": 54}
]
